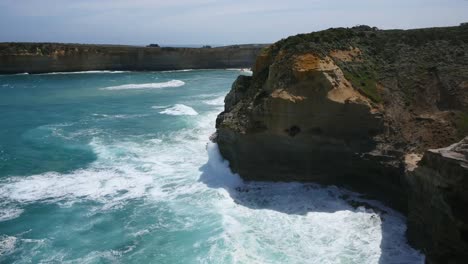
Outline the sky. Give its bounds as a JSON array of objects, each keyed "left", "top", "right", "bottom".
[{"left": 0, "top": 0, "right": 467, "bottom": 45}]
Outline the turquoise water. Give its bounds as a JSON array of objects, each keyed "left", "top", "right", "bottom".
[{"left": 0, "top": 70, "right": 423, "bottom": 263}]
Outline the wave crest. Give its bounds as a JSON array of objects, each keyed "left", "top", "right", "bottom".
[
  {"left": 203, "top": 96, "right": 225, "bottom": 106},
  {"left": 41, "top": 70, "right": 128, "bottom": 75},
  {"left": 157, "top": 104, "right": 198, "bottom": 116},
  {"left": 101, "top": 80, "right": 185, "bottom": 90},
  {"left": 0, "top": 207, "right": 24, "bottom": 222},
  {"left": 0, "top": 235, "right": 17, "bottom": 256}
]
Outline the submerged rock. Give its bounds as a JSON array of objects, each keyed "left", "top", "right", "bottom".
[{"left": 215, "top": 25, "right": 468, "bottom": 263}]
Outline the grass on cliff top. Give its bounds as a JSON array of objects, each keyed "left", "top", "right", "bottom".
[
  {"left": 266, "top": 24, "right": 468, "bottom": 65},
  {"left": 342, "top": 64, "right": 382, "bottom": 103},
  {"left": 267, "top": 26, "right": 384, "bottom": 103}
]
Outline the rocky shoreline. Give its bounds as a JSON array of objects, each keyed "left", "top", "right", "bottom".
[
  {"left": 407, "top": 138, "right": 468, "bottom": 263},
  {"left": 0, "top": 43, "right": 265, "bottom": 74},
  {"left": 215, "top": 25, "right": 468, "bottom": 263}
]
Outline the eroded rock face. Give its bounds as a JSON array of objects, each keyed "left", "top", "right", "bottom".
[
  {"left": 0, "top": 43, "right": 265, "bottom": 74},
  {"left": 407, "top": 138, "right": 468, "bottom": 263},
  {"left": 216, "top": 50, "right": 403, "bottom": 208},
  {"left": 215, "top": 25, "right": 468, "bottom": 263}
]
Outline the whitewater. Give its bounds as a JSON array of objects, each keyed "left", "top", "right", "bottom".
[{"left": 0, "top": 70, "right": 424, "bottom": 263}]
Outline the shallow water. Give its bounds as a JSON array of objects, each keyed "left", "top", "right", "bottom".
[{"left": 0, "top": 70, "right": 424, "bottom": 263}]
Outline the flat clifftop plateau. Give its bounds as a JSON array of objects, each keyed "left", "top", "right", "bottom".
[
  {"left": 0, "top": 43, "right": 267, "bottom": 74},
  {"left": 215, "top": 25, "right": 468, "bottom": 263}
]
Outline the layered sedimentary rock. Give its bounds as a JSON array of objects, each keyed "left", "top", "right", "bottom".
[
  {"left": 0, "top": 43, "right": 265, "bottom": 74},
  {"left": 215, "top": 25, "right": 468, "bottom": 263},
  {"left": 407, "top": 138, "right": 468, "bottom": 263},
  {"left": 217, "top": 51, "right": 405, "bottom": 207}
]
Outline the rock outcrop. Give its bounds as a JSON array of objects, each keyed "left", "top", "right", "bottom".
[
  {"left": 407, "top": 138, "right": 468, "bottom": 263},
  {"left": 0, "top": 43, "right": 265, "bottom": 74},
  {"left": 215, "top": 25, "right": 468, "bottom": 263}
]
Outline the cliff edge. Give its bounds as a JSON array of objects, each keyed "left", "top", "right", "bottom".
[
  {"left": 215, "top": 25, "right": 468, "bottom": 263},
  {"left": 0, "top": 43, "right": 265, "bottom": 74},
  {"left": 407, "top": 138, "right": 468, "bottom": 263}
]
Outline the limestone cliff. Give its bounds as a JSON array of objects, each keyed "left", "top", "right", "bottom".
[
  {"left": 215, "top": 25, "right": 468, "bottom": 263},
  {"left": 0, "top": 43, "right": 265, "bottom": 74},
  {"left": 407, "top": 138, "right": 468, "bottom": 263}
]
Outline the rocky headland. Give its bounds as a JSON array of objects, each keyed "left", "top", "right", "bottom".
[
  {"left": 215, "top": 25, "right": 468, "bottom": 263},
  {"left": 0, "top": 43, "right": 265, "bottom": 74}
]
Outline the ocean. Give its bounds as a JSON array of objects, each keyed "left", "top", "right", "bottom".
[{"left": 0, "top": 70, "right": 424, "bottom": 263}]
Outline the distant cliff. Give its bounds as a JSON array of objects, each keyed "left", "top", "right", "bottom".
[
  {"left": 0, "top": 43, "right": 266, "bottom": 74},
  {"left": 215, "top": 25, "right": 468, "bottom": 263}
]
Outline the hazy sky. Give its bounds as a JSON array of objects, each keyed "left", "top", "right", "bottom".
[{"left": 1, "top": 0, "right": 467, "bottom": 45}]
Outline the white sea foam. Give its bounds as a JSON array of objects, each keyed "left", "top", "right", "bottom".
[
  {"left": 91, "top": 113, "right": 149, "bottom": 120},
  {"left": 203, "top": 96, "right": 225, "bottom": 106},
  {"left": 158, "top": 104, "right": 198, "bottom": 116},
  {"left": 0, "top": 167, "right": 153, "bottom": 208},
  {"left": 199, "top": 148, "right": 424, "bottom": 263},
  {"left": 0, "top": 207, "right": 24, "bottom": 222},
  {"left": 101, "top": 80, "right": 185, "bottom": 90},
  {"left": 150, "top": 105, "right": 170, "bottom": 109},
  {"left": 0, "top": 87, "right": 424, "bottom": 263},
  {"left": 201, "top": 143, "right": 243, "bottom": 189},
  {"left": 40, "top": 70, "right": 128, "bottom": 75},
  {"left": 0, "top": 111, "right": 213, "bottom": 207},
  {"left": 0, "top": 109, "right": 215, "bottom": 208},
  {"left": 161, "top": 69, "right": 194, "bottom": 73},
  {"left": 0, "top": 235, "right": 17, "bottom": 256},
  {"left": 225, "top": 68, "right": 253, "bottom": 75}
]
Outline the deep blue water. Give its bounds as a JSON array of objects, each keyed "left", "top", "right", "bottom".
[{"left": 0, "top": 70, "right": 423, "bottom": 263}]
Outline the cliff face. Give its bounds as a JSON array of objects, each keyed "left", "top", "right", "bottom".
[
  {"left": 0, "top": 43, "right": 265, "bottom": 74},
  {"left": 215, "top": 25, "right": 468, "bottom": 263},
  {"left": 407, "top": 138, "right": 468, "bottom": 263},
  {"left": 217, "top": 51, "right": 403, "bottom": 206}
]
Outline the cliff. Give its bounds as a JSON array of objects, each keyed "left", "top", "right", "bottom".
[
  {"left": 215, "top": 25, "right": 468, "bottom": 263},
  {"left": 407, "top": 138, "right": 468, "bottom": 263},
  {"left": 0, "top": 43, "right": 265, "bottom": 74}
]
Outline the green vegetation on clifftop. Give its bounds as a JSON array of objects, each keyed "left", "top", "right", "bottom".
[{"left": 262, "top": 25, "right": 468, "bottom": 107}]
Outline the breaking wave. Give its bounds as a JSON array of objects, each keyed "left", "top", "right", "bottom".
[
  {"left": 101, "top": 80, "right": 185, "bottom": 90},
  {"left": 0, "top": 71, "right": 424, "bottom": 263},
  {"left": 0, "top": 207, "right": 24, "bottom": 222},
  {"left": 40, "top": 70, "right": 129, "bottom": 75},
  {"left": 91, "top": 113, "right": 149, "bottom": 120},
  {"left": 161, "top": 69, "right": 194, "bottom": 73},
  {"left": 203, "top": 96, "right": 225, "bottom": 106},
  {"left": 157, "top": 104, "right": 198, "bottom": 116},
  {"left": 0, "top": 235, "right": 17, "bottom": 256}
]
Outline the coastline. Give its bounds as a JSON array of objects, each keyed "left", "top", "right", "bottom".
[
  {"left": 0, "top": 43, "right": 266, "bottom": 74},
  {"left": 0, "top": 68, "right": 253, "bottom": 76},
  {"left": 215, "top": 25, "right": 468, "bottom": 263}
]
